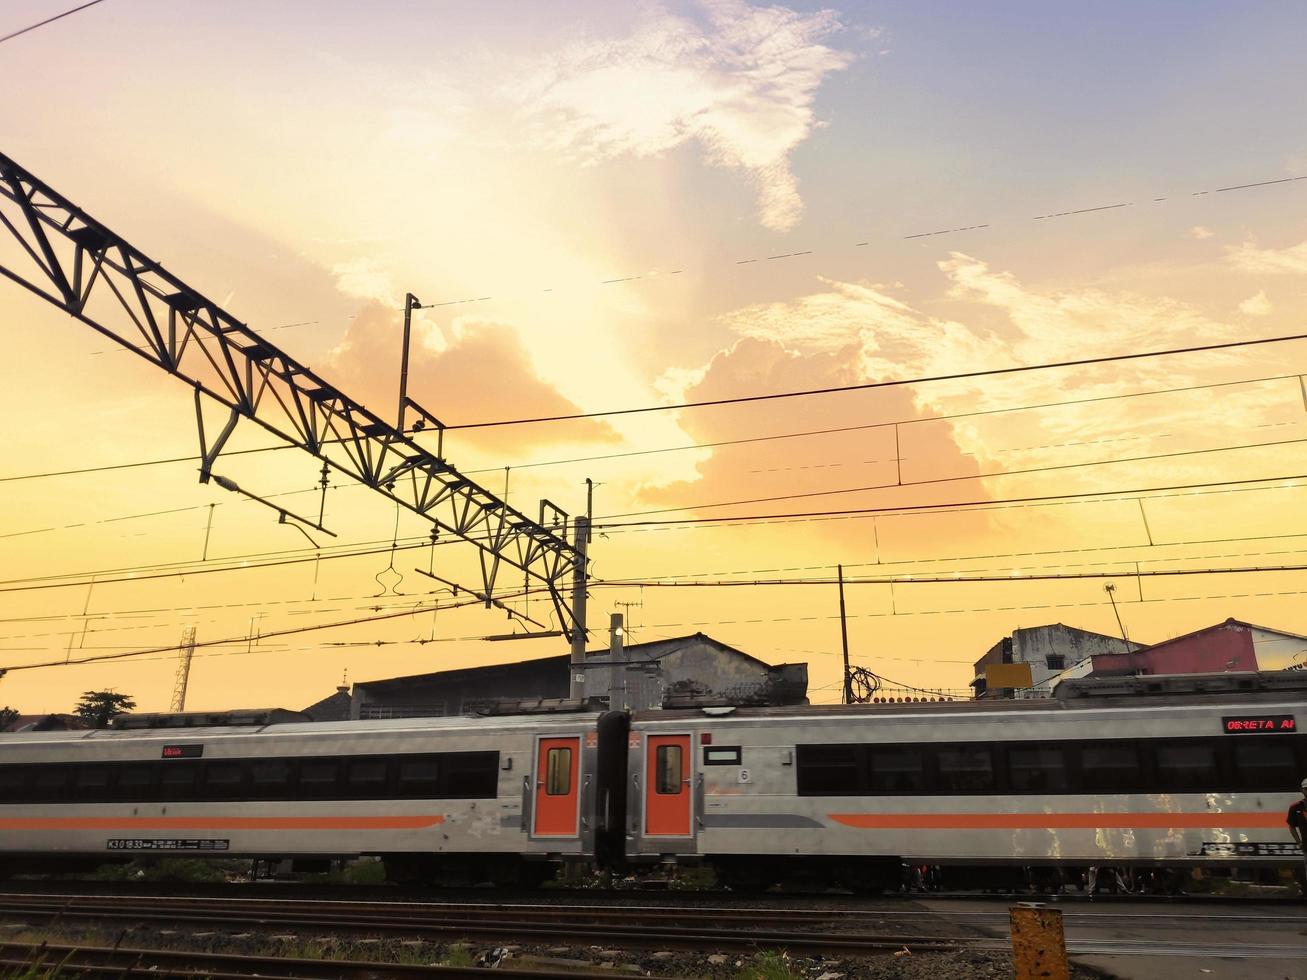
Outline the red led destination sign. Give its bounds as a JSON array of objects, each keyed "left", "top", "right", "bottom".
[
  {"left": 161, "top": 744, "right": 203, "bottom": 759},
  {"left": 1222, "top": 715, "right": 1295, "bottom": 734}
]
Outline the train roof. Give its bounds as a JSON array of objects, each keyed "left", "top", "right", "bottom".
[
  {"left": 642, "top": 671, "right": 1307, "bottom": 722},
  {"left": 0, "top": 708, "right": 607, "bottom": 747}
]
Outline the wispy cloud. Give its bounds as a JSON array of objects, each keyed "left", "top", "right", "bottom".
[
  {"left": 511, "top": 0, "right": 855, "bottom": 231},
  {"left": 1238, "top": 290, "right": 1272, "bottom": 317},
  {"left": 1228, "top": 239, "right": 1307, "bottom": 275}
]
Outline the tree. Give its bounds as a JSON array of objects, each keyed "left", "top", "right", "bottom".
[
  {"left": 0, "top": 706, "right": 16, "bottom": 731},
  {"left": 74, "top": 690, "right": 136, "bottom": 729}
]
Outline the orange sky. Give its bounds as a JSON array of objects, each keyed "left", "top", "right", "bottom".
[{"left": 1, "top": 0, "right": 1306, "bottom": 713}]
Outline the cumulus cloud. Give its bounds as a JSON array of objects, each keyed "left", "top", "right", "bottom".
[
  {"left": 324, "top": 303, "right": 618, "bottom": 452},
  {"left": 1187, "top": 226, "right": 1214, "bottom": 240},
  {"left": 1238, "top": 290, "right": 1272, "bottom": 317},
  {"left": 1227, "top": 239, "right": 1307, "bottom": 275},
  {"left": 511, "top": 0, "right": 855, "bottom": 231}
]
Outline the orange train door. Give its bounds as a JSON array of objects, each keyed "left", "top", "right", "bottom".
[
  {"left": 645, "top": 734, "right": 692, "bottom": 836},
  {"left": 533, "top": 737, "right": 580, "bottom": 837}
]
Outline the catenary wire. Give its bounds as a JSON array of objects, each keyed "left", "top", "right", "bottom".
[
  {"left": 593, "top": 471, "right": 1307, "bottom": 530},
  {"left": 0, "top": 0, "right": 107, "bottom": 45},
  {"left": 594, "top": 563, "right": 1307, "bottom": 589},
  {"left": 443, "top": 331, "right": 1307, "bottom": 430},
  {"left": 0, "top": 585, "right": 551, "bottom": 673},
  {"left": 412, "top": 170, "right": 1307, "bottom": 310},
  {"left": 598, "top": 435, "right": 1307, "bottom": 519},
  {"left": 9, "top": 369, "right": 1302, "bottom": 486}
]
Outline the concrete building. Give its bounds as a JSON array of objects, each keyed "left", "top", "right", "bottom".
[
  {"left": 345, "top": 628, "right": 808, "bottom": 719},
  {"left": 971, "top": 623, "right": 1141, "bottom": 699},
  {"left": 1087, "top": 618, "right": 1307, "bottom": 678}
]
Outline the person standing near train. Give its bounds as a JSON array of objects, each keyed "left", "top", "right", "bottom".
[{"left": 1287, "top": 777, "right": 1307, "bottom": 893}]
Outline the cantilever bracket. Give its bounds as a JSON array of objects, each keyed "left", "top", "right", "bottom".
[
  {"left": 194, "top": 386, "right": 240, "bottom": 484},
  {"left": 209, "top": 471, "right": 338, "bottom": 540}
]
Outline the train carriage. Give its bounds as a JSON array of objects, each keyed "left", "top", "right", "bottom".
[
  {"left": 0, "top": 672, "right": 1303, "bottom": 890},
  {"left": 0, "top": 709, "right": 616, "bottom": 885},
  {"left": 624, "top": 674, "right": 1307, "bottom": 891}
]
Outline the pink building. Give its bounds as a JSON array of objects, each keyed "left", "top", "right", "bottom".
[{"left": 1088, "top": 618, "right": 1307, "bottom": 677}]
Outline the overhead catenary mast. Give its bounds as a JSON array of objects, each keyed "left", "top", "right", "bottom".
[{"left": 0, "top": 152, "right": 587, "bottom": 651}]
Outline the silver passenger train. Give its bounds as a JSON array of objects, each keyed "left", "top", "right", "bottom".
[{"left": 1, "top": 672, "right": 1302, "bottom": 890}]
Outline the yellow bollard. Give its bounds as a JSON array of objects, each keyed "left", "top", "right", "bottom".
[{"left": 1010, "top": 904, "right": 1070, "bottom": 980}]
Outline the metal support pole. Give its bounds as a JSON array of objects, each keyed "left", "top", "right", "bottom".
[
  {"left": 569, "top": 516, "right": 590, "bottom": 700},
  {"left": 838, "top": 564, "right": 852, "bottom": 704},
  {"left": 398, "top": 292, "right": 421, "bottom": 431}
]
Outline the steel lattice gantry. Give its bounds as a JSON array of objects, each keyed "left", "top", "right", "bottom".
[{"left": 0, "top": 151, "right": 583, "bottom": 642}]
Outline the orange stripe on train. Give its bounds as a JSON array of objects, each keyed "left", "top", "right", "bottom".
[
  {"left": 0, "top": 815, "right": 445, "bottom": 831},
  {"left": 828, "top": 812, "right": 1285, "bottom": 829}
]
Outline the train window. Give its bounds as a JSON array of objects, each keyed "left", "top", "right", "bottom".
[
  {"left": 160, "top": 763, "right": 198, "bottom": 793},
  {"left": 204, "top": 762, "right": 244, "bottom": 797},
  {"left": 1155, "top": 741, "right": 1219, "bottom": 793},
  {"left": 74, "top": 767, "right": 111, "bottom": 793},
  {"left": 299, "top": 759, "right": 339, "bottom": 797},
  {"left": 251, "top": 760, "right": 292, "bottom": 793},
  {"left": 398, "top": 759, "right": 440, "bottom": 796},
  {"left": 34, "top": 768, "right": 67, "bottom": 797},
  {"left": 0, "top": 767, "right": 24, "bottom": 794},
  {"left": 346, "top": 759, "right": 388, "bottom": 793},
  {"left": 1232, "top": 738, "right": 1297, "bottom": 791},
  {"left": 655, "top": 745, "right": 683, "bottom": 795},
  {"left": 703, "top": 747, "right": 742, "bottom": 766},
  {"left": 867, "top": 746, "right": 926, "bottom": 793},
  {"left": 545, "top": 747, "right": 572, "bottom": 796},
  {"left": 936, "top": 745, "right": 995, "bottom": 793},
  {"left": 444, "top": 752, "right": 499, "bottom": 798},
  {"left": 1080, "top": 742, "right": 1143, "bottom": 793},
  {"left": 796, "top": 744, "right": 865, "bottom": 796},
  {"left": 118, "top": 766, "right": 154, "bottom": 798},
  {"left": 1007, "top": 745, "right": 1069, "bottom": 793}
]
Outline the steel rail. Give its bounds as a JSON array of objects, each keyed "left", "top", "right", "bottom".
[
  {"left": 0, "top": 894, "right": 963, "bottom": 955},
  {"left": 0, "top": 941, "right": 587, "bottom": 978}
]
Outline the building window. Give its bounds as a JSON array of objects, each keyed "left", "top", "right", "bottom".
[
  {"left": 1046, "top": 654, "right": 1066, "bottom": 670},
  {"left": 655, "top": 744, "right": 683, "bottom": 794},
  {"left": 545, "top": 747, "right": 572, "bottom": 796},
  {"left": 358, "top": 703, "right": 445, "bottom": 720}
]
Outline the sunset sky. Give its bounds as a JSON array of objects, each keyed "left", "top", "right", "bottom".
[{"left": 2, "top": 0, "right": 1307, "bottom": 714}]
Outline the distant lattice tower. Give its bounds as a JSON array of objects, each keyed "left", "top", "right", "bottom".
[{"left": 170, "top": 626, "right": 198, "bottom": 712}]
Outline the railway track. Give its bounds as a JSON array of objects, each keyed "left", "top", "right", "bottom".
[
  {"left": 0, "top": 891, "right": 964, "bottom": 956},
  {"left": 0, "top": 940, "right": 595, "bottom": 979}
]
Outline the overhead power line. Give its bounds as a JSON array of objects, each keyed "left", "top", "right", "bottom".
[
  {"left": 0, "top": 0, "right": 107, "bottom": 45},
  {"left": 0, "top": 586, "right": 549, "bottom": 673},
  {"left": 414, "top": 170, "right": 1307, "bottom": 310},
  {"left": 4, "top": 369, "right": 1302, "bottom": 487},
  {"left": 593, "top": 472, "right": 1307, "bottom": 530},
  {"left": 0, "top": 542, "right": 430, "bottom": 595},
  {"left": 599, "top": 435, "right": 1307, "bottom": 519},
  {"left": 596, "top": 563, "right": 1307, "bottom": 589},
  {"left": 444, "top": 332, "right": 1307, "bottom": 430}
]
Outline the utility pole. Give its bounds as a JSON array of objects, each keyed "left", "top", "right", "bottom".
[
  {"left": 170, "top": 625, "right": 197, "bottom": 712},
  {"left": 569, "top": 516, "right": 590, "bottom": 700},
  {"left": 838, "top": 564, "right": 852, "bottom": 704},
  {"left": 1104, "top": 583, "right": 1137, "bottom": 674}
]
